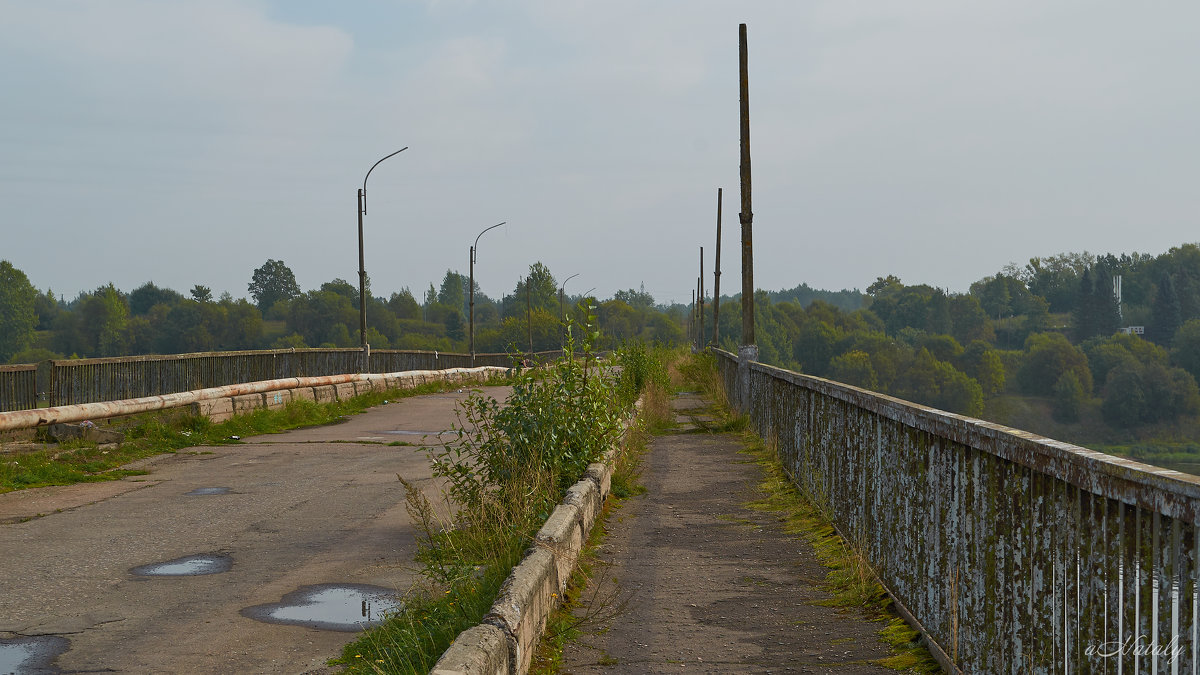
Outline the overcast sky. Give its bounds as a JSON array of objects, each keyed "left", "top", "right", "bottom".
[{"left": 2, "top": 1, "right": 1197, "bottom": 306}]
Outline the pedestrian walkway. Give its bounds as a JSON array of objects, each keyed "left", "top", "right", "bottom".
[{"left": 561, "top": 393, "right": 903, "bottom": 674}]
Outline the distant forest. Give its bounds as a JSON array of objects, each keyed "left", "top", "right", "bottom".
[{"left": 3, "top": 243, "right": 1200, "bottom": 435}]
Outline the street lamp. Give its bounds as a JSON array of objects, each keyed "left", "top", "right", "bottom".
[
  {"left": 357, "top": 147, "right": 408, "bottom": 361},
  {"left": 558, "top": 273, "right": 580, "bottom": 349},
  {"left": 558, "top": 273, "right": 580, "bottom": 325},
  {"left": 469, "top": 221, "right": 506, "bottom": 360}
]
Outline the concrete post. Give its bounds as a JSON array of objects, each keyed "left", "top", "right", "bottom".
[{"left": 737, "top": 344, "right": 757, "bottom": 414}]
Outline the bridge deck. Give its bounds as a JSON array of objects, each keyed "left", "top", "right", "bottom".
[{"left": 562, "top": 393, "right": 908, "bottom": 673}]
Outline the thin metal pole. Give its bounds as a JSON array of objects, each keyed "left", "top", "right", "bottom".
[
  {"left": 713, "top": 187, "right": 723, "bottom": 347},
  {"left": 357, "top": 188, "right": 367, "bottom": 349},
  {"left": 468, "top": 222, "right": 505, "bottom": 359},
  {"left": 527, "top": 275, "right": 533, "bottom": 356},
  {"left": 357, "top": 146, "right": 408, "bottom": 358},
  {"left": 739, "top": 24, "right": 755, "bottom": 347},
  {"left": 469, "top": 245, "right": 475, "bottom": 357}
]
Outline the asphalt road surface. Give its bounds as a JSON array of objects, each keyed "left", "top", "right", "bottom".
[{"left": 0, "top": 386, "right": 507, "bottom": 674}]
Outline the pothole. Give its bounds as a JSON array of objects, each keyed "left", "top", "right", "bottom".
[
  {"left": 185, "top": 487, "right": 231, "bottom": 496},
  {"left": 131, "top": 553, "right": 233, "bottom": 577},
  {"left": 241, "top": 584, "right": 402, "bottom": 632},
  {"left": 0, "top": 635, "right": 69, "bottom": 675}
]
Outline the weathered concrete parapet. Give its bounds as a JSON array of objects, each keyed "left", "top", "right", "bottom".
[
  {"left": 534, "top": 504, "right": 584, "bottom": 590},
  {"left": 484, "top": 547, "right": 560, "bottom": 675},
  {"left": 231, "top": 393, "right": 264, "bottom": 415},
  {"left": 264, "top": 390, "right": 292, "bottom": 410},
  {"left": 333, "top": 383, "right": 357, "bottom": 401},
  {"left": 189, "top": 397, "right": 234, "bottom": 422},
  {"left": 290, "top": 387, "right": 315, "bottom": 402},
  {"left": 430, "top": 624, "right": 510, "bottom": 675},
  {"left": 584, "top": 462, "right": 612, "bottom": 498},
  {"left": 0, "top": 366, "right": 509, "bottom": 432},
  {"left": 562, "top": 480, "right": 600, "bottom": 537}
]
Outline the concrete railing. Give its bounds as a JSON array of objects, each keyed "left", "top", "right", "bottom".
[
  {"left": 716, "top": 349, "right": 1200, "bottom": 674},
  {"left": 0, "top": 367, "right": 509, "bottom": 432},
  {"left": 0, "top": 348, "right": 560, "bottom": 412}
]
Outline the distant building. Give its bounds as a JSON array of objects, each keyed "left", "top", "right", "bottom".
[{"left": 1118, "top": 326, "right": 1145, "bottom": 335}]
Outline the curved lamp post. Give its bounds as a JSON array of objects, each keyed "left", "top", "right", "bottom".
[
  {"left": 558, "top": 273, "right": 579, "bottom": 346},
  {"left": 357, "top": 147, "right": 408, "bottom": 356},
  {"left": 469, "top": 221, "right": 506, "bottom": 359}
]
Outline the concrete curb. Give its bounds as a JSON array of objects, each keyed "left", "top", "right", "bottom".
[
  {"left": 430, "top": 402, "right": 637, "bottom": 675},
  {"left": 0, "top": 367, "right": 510, "bottom": 431}
]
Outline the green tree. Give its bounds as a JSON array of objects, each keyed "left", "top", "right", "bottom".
[
  {"left": 129, "top": 282, "right": 183, "bottom": 315},
  {"left": 190, "top": 285, "right": 213, "bottom": 303},
  {"left": 958, "top": 340, "right": 1006, "bottom": 395},
  {"left": 1150, "top": 272, "right": 1182, "bottom": 345},
  {"left": 1052, "top": 371, "right": 1087, "bottom": 423},
  {"left": 33, "top": 289, "right": 61, "bottom": 331},
  {"left": 1101, "top": 363, "right": 1146, "bottom": 428},
  {"left": 1171, "top": 319, "right": 1200, "bottom": 382},
  {"left": 1017, "top": 332, "right": 1093, "bottom": 396},
  {"left": 79, "top": 284, "right": 131, "bottom": 357},
  {"left": 388, "top": 289, "right": 421, "bottom": 320},
  {"left": 438, "top": 270, "right": 471, "bottom": 315},
  {"left": 248, "top": 259, "right": 301, "bottom": 312},
  {"left": 793, "top": 321, "right": 840, "bottom": 376},
  {"left": 829, "top": 350, "right": 878, "bottom": 390},
  {"left": 0, "top": 260, "right": 37, "bottom": 362},
  {"left": 502, "top": 263, "right": 558, "bottom": 318}
]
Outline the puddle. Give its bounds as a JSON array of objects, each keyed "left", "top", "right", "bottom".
[
  {"left": 185, "top": 487, "right": 231, "bottom": 496},
  {"left": 241, "top": 584, "right": 402, "bottom": 632},
  {"left": 131, "top": 553, "right": 233, "bottom": 577},
  {"left": 381, "top": 430, "right": 448, "bottom": 436},
  {"left": 0, "top": 636, "right": 69, "bottom": 674}
]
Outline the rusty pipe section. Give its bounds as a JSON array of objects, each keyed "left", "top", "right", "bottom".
[{"left": 0, "top": 367, "right": 507, "bottom": 432}]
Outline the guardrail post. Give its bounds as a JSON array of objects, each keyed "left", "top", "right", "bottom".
[{"left": 36, "top": 360, "right": 53, "bottom": 408}]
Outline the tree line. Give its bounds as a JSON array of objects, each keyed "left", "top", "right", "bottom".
[
  {"left": 0, "top": 259, "right": 685, "bottom": 364},
  {"left": 4, "top": 242, "right": 1199, "bottom": 431}
]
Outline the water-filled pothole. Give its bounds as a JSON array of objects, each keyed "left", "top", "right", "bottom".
[
  {"left": 131, "top": 553, "right": 233, "bottom": 577},
  {"left": 185, "top": 487, "right": 231, "bottom": 496},
  {"left": 241, "top": 584, "right": 402, "bottom": 631},
  {"left": 0, "top": 635, "right": 69, "bottom": 674}
]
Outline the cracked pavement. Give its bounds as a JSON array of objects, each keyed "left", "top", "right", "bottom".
[{"left": 0, "top": 387, "right": 506, "bottom": 673}]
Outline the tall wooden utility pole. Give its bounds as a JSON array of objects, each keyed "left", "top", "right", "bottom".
[
  {"left": 526, "top": 275, "right": 533, "bottom": 357},
  {"left": 738, "top": 23, "right": 755, "bottom": 349},
  {"left": 699, "top": 247, "right": 705, "bottom": 350},
  {"left": 691, "top": 289, "right": 696, "bottom": 346},
  {"left": 712, "top": 187, "right": 723, "bottom": 347}
]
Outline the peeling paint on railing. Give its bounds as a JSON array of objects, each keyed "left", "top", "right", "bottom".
[{"left": 715, "top": 348, "right": 1200, "bottom": 674}]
